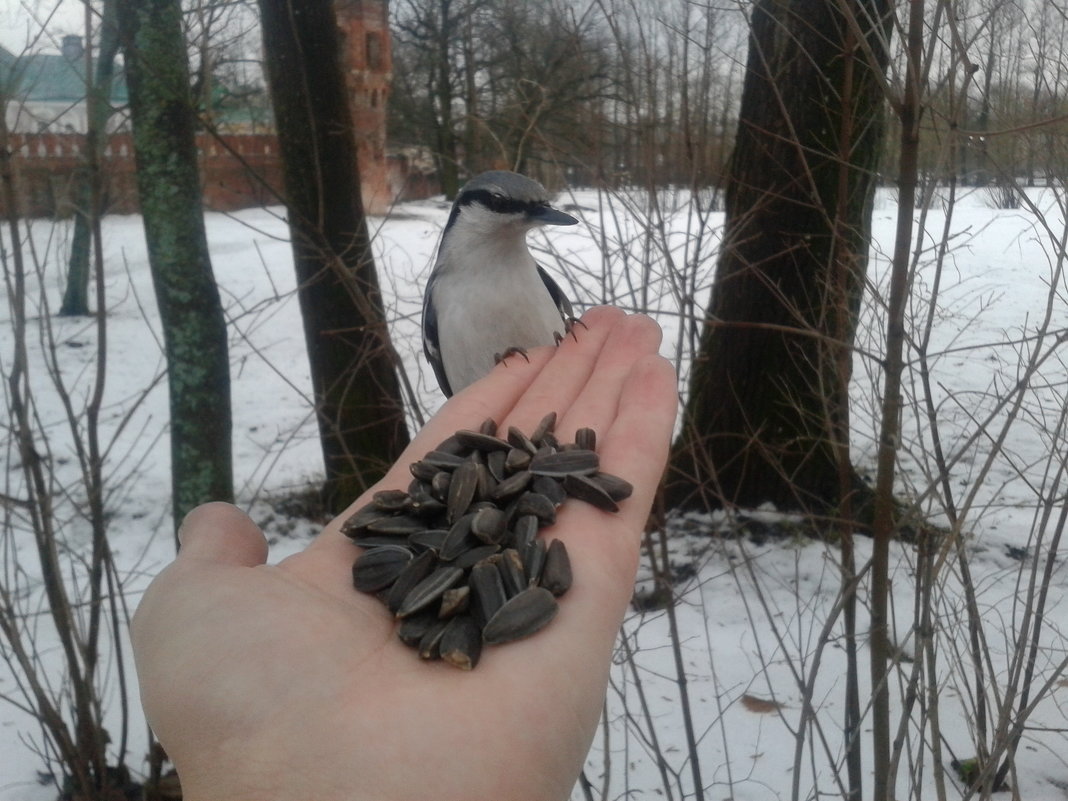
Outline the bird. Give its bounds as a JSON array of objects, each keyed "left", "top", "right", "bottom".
[{"left": 422, "top": 170, "right": 580, "bottom": 397}]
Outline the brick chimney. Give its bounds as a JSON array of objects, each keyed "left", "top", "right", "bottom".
[
  {"left": 333, "top": 0, "right": 393, "bottom": 215},
  {"left": 61, "top": 34, "right": 84, "bottom": 62}
]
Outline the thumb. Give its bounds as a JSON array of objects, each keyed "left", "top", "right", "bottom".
[{"left": 176, "top": 502, "right": 268, "bottom": 568}]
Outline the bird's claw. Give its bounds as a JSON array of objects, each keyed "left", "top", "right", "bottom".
[
  {"left": 555, "top": 316, "right": 587, "bottom": 345},
  {"left": 494, "top": 346, "right": 531, "bottom": 366}
]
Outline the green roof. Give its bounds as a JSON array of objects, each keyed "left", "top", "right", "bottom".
[{"left": 0, "top": 43, "right": 127, "bottom": 104}]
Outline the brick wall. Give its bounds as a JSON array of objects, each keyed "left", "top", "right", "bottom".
[
  {"left": 1, "top": 132, "right": 436, "bottom": 219},
  {"left": 1, "top": 132, "right": 286, "bottom": 218}
]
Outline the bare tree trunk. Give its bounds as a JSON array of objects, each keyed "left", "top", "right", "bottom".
[
  {"left": 59, "top": 0, "right": 119, "bottom": 317},
  {"left": 668, "top": 0, "right": 892, "bottom": 517},
  {"left": 258, "top": 0, "right": 410, "bottom": 511},
  {"left": 117, "top": 0, "right": 234, "bottom": 535}
]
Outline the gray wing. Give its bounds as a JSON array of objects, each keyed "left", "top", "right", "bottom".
[
  {"left": 536, "top": 265, "right": 574, "bottom": 321},
  {"left": 422, "top": 274, "right": 454, "bottom": 397}
]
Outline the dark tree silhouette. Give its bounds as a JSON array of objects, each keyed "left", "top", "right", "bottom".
[
  {"left": 258, "top": 0, "right": 410, "bottom": 511},
  {"left": 670, "top": 0, "right": 893, "bottom": 518}
]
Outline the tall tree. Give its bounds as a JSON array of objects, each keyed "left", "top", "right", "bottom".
[
  {"left": 392, "top": 0, "right": 472, "bottom": 198},
  {"left": 258, "top": 0, "right": 410, "bottom": 510},
  {"left": 669, "top": 0, "right": 893, "bottom": 515},
  {"left": 117, "top": 0, "right": 233, "bottom": 534},
  {"left": 59, "top": 0, "right": 120, "bottom": 317}
]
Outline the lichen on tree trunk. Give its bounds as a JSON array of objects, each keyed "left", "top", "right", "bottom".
[{"left": 117, "top": 0, "right": 234, "bottom": 534}]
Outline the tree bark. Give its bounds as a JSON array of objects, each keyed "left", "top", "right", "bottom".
[
  {"left": 59, "top": 0, "right": 119, "bottom": 317},
  {"left": 258, "top": 0, "right": 410, "bottom": 511},
  {"left": 118, "top": 0, "right": 234, "bottom": 535},
  {"left": 668, "top": 0, "right": 892, "bottom": 516}
]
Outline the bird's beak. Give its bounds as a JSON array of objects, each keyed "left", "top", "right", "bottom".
[{"left": 529, "top": 205, "right": 579, "bottom": 226}]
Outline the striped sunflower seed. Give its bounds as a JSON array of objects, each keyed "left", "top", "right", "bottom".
[
  {"left": 562, "top": 473, "right": 620, "bottom": 513},
  {"left": 351, "top": 546, "right": 412, "bottom": 593},
  {"left": 397, "top": 566, "right": 464, "bottom": 618},
  {"left": 440, "top": 615, "right": 483, "bottom": 670},
  {"left": 540, "top": 539, "right": 572, "bottom": 596},
  {"left": 530, "top": 411, "right": 557, "bottom": 445},
  {"left": 482, "top": 587, "right": 558, "bottom": 645},
  {"left": 386, "top": 550, "right": 437, "bottom": 614},
  {"left": 529, "top": 449, "right": 600, "bottom": 477},
  {"left": 447, "top": 460, "right": 479, "bottom": 523}
]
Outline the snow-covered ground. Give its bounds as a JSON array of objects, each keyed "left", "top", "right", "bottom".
[{"left": 2, "top": 186, "right": 1067, "bottom": 799}]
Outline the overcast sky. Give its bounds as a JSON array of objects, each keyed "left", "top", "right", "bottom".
[{"left": 1, "top": 0, "right": 94, "bottom": 56}]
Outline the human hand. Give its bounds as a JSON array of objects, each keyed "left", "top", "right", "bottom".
[{"left": 131, "top": 306, "right": 678, "bottom": 801}]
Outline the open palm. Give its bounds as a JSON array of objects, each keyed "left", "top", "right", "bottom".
[{"left": 132, "top": 306, "right": 677, "bottom": 801}]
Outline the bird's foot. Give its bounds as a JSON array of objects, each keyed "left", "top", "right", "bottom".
[
  {"left": 554, "top": 316, "right": 587, "bottom": 345},
  {"left": 494, "top": 346, "right": 531, "bottom": 366}
]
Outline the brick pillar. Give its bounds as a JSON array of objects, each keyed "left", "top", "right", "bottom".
[{"left": 334, "top": 0, "right": 394, "bottom": 215}]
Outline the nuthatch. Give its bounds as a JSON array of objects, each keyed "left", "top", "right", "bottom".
[{"left": 422, "top": 170, "right": 579, "bottom": 397}]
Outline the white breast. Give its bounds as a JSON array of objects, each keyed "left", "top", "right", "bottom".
[{"left": 432, "top": 249, "right": 565, "bottom": 394}]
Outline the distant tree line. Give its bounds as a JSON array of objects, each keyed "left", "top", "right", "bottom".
[{"left": 388, "top": 0, "right": 746, "bottom": 196}]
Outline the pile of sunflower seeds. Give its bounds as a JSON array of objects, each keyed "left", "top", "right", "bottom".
[{"left": 342, "top": 412, "right": 633, "bottom": 670}]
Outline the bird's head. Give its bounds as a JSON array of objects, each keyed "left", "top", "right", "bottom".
[{"left": 442, "top": 170, "right": 579, "bottom": 239}]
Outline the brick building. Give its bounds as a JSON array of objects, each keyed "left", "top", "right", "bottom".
[
  {"left": 1, "top": 6, "right": 432, "bottom": 219},
  {"left": 334, "top": 0, "right": 395, "bottom": 214}
]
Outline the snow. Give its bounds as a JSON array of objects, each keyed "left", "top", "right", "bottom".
[{"left": 2, "top": 186, "right": 1067, "bottom": 799}]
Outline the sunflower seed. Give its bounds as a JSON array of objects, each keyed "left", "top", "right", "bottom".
[
  {"left": 372, "top": 489, "right": 410, "bottom": 511},
  {"left": 540, "top": 539, "right": 572, "bottom": 596},
  {"left": 451, "top": 544, "right": 502, "bottom": 569},
  {"left": 425, "top": 450, "right": 467, "bottom": 470},
  {"left": 575, "top": 427, "right": 597, "bottom": 451},
  {"left": 408, "top": 528, "right": 448, "bottom": 553},
  {"left": 479, "top": 417, "right": 498, "bottom": 436},
  {"left": 440, "top": 513, "right": 476, "bottom": 560},
  {"left": 398, "top": 611, "right": 439, "bottom": 646},
  {"left": 563, "top": 473, "right": 620, "bottom": 512},
  {"left": 455, "top": 429, "right": 512, "bottom": 452},
  {"left": 340, "top": 504, "right": 391, "bottom": 538},
  {"left": 532, "top": 475, "right": 567, "bottom": 506},
  {"left": 482, "top": 587, "right": 558, "bottom": 645},
  {"left": 475, "top": 462, "right": 495, "bottom": 500},
  {"left": 504, "top": 447, "right": 532, "bottom": 474},
  {"left": 486, "top": 450, "right": 507, "bottom": 482},
  {"left": 592, "top": 472, "right": 634, "bottom": 502},
  {"left": 350, "top": 534, "right": 411, "bottom": 549},
  {"left": 507, "top": 426, "right": 538, "bottom": 455},
  {"left": 429, "top": 470, "right": 452, "bottom": 501},
  {"left": 491, "top": 469, "right": 532, "bottom": 502},
  {"left": 352, "top": 546, "right": 412, "bottom": 593},
  {"left": 539, "top": 432, "right": 561, "bottom": 451},
  {"left": 366, "top": 514, "right": 426, "bottom": 536},
  {"left": 409, "top": 459, "right": 440, "bottom": 483},
  {"left": 523, "top": 539, "right": 547, "bottom": 585},
  {"left": 418, "top": 619, "right": 449, "bottom": 659},
  {"left": 515, "top": 492, "right": 556, "bottom": 525},
  {"left": 408, "top": 495, "right": 446, "bottom": 519},
  {"left": 511, "top": 514, "right": 540, "bottom": 551},
  {"left": 433, "top": 434, "right": 467, "bottom": 455},
  {"left": 530, "top": 411, "right": 557, "bottom": 445},
  {"left": 499, "top": 548, "right": 527, "bottom": 597},
  {"left": 440, "top": 615, "right": 482, "bottom": 670},
  {"left": 387, "top": 550, "right": 437, "bottom": 614},
  {"left": 471, "top": 507, "right": 508, "bottom": 544},
  {"left": 469, "top": 562, "right": 507, "bottom": 626},
  {"left": 438, "top": 585, "right": 471, "bottom": 619},
  {"left": 397, "top": 566, "right": 464, "bottom": 618},
  {"left": 529, "top": 449, "right": 600, "bottom": 477},
  {"left": 447, "top": 461, "right": 479, "bottom": 522}
]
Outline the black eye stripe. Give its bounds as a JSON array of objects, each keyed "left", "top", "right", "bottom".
[{"left": 459, "top": 189, "right": 544, "bottom": 216}]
